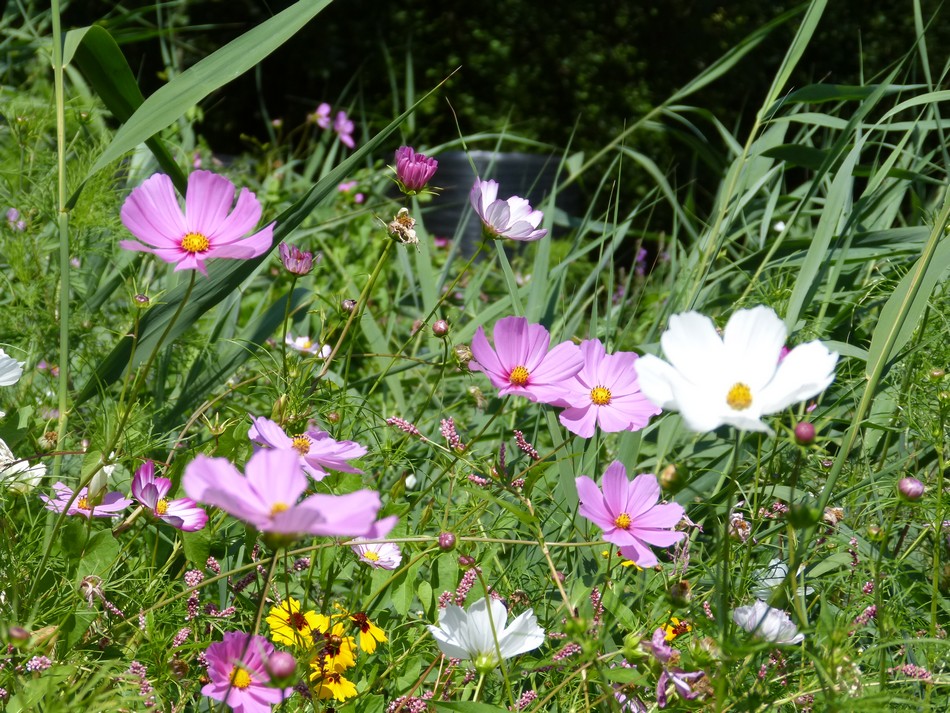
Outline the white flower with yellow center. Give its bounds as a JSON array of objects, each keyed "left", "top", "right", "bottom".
[{"left": 635, "top": 306, "right": 838, "bottom": 434}]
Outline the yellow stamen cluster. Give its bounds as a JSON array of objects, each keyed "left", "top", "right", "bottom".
[
  {"left": 77, "top": 496, "right": 90, "bottom": 510},
  {"left": 291, "top": 435, "right": 312, "bottom": 455},
  {"left": 229, "top": 666, "right": 252, "bottom": 689},
  {"left": 726, "top": 382, "right": 753, "bottom": 410},
  {"left": 614, "top": 512, "right": 632, "bottom": 529},
  {"left": 508, "top": 365, "right": 530, "bottom": 386},
  {"left": 155, "top": 499, "right": 169, "bottom": 516},
  {"left": 181, "top": 231, "right": 210, "bottom": 253},
  {"left": 590, "top": 385, "right": 612, "bottom": 406},
  {"left": 270, "top": 502, "right": 289, "bottom": 516}
]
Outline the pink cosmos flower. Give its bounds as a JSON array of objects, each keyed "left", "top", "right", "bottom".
[
  {"left": 469, "top": 316, "right": 583, "bottom": 403},
  {"left": 40, "top": 482, "right": 132, "bottom": 518},
  {"left": 395, "top": 146, "right": 438, "bottom": 194},
  {"left": 285, "top": 334, "right": 330, "bottom": 358},
  {"left": 247, "top": 415, "right": 366, "bottom": 481},
  {"left": 470, "top": 178, "right": 547, "bottom": 241},
  {"left": 202, "top": 631, "right": 293, "bottom": 713},
  {"left": 278, "top": 243, "right": 314, "bottom": 275},
  {"left": 557, "top": 339, "right": 662, "bottom": 438},
  {"left": 311, "top": 102, "right": 332, "bottom": 129},
  {"left": 183, "top": 449, "right": 390, "bottom": 538},
  {"left": 333, "top": 111, "right": 355, "bottom": 148},
  {"left": 131, "top": 461, "right": 207, "bottom": 532},
  {"left": 575, "top": 461, "right": 684, "bottom": 567},
  {"left": 120, "top": 171, "right": 273, "bottom": 276},
  {"left": 351, "top": 541, "right": 403, "bottom": 569}
]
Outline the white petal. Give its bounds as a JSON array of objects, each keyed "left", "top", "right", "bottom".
[
  {"left": 721, "top": 306, "right": 786, "bottom": 390},
  {"left": 757, "top": 341, "right": 837, "bottom": 413},
  {"left": 660, "top": 312, "right": 726, "bottom": 385},
  {"left": 498, "top": 608, "right": 545, "bottom": 658}
]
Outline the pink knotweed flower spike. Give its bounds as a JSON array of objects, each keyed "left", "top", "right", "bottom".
[
  {"left": 202, "top": 631, "right": 293, "bottom": 713},
  {"left": 131, "top": 461, "right": 207, "bottom": 532},
  {"left": 248, "top": 415, "right": 366, "bottom": 481},
  {"left": 469, "top": 316, "right": 583, "bottom": 404},
  {"left": 470, "top": 178, "right": 547, "bottom": 241},
  {"left": 576, "top": 461, "right": 684, "bottom": 567},
  {"left": 40, "top": 483, "right": 132, "bottom": 518},
  {"left": 120, "top": 170, "right": 274, "bottom": 276},
  {"left": 557, "top": 338, "right": 661, "bottom": 438}
]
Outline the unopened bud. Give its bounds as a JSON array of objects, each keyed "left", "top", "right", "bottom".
[
  {"left": 898, "top": 477, "right": 925, "bottom": 501},
  {"left": 659, "top": 463, "right": 683, "bottom": 491},
  {"left": 438, "top": 532, "right": 456, "bottom": 551},
  {"left": 266, "top": 651, "right": 297, "bottom": 683},
  {"left": 134, "top": 293, "right": 150, "bottom": 307},
  {"left": 794, "top": 422, "right": 816, "bottom": 445},
  {"left": 341, "top": 298, "right": 357, "bottom": 313},
  {"left": 432, "top": 319, "right": 450, "bottom": 338},
  {"left": 325, "top": 411, "right": 340, "bottom": 424},
  {"left": 670, "top": 580, "right": 692, "bottom": 606},
  {"left": 866, "top": 524, "right": 884, "bottom": 541},
  {"left": 458, "top": 555, "right": 476, "bottom": 569},
  {"left": 928, "top": 368, "right": 945, "bottom": 380},
  {"left": 622, "top": 632, "right": 647, "bottom": 661},
  {"left": 271, "top": 395, "right": 288, "bottom": 423},
  {"left": 7, "top": 626, "right": 29, "bottom": 645}
]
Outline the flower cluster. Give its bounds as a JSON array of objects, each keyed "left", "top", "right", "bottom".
[{"left": 309, "top": 102, "right": 355, "bottom": 148}]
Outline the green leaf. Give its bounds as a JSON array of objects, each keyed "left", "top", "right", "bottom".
[
  {"left": 465, "top": 487, "right": 536, "bottom": 526},
  {"left": 182, "top": 527, "right": 211, "bottom": 566},
  {"left": 432, "top": 703, "right": 510, "bottom": 713},
  {"left": 761, "top": 144, "right": 833, "bottom": 171}
]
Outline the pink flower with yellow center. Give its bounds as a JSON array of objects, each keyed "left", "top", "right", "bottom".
[
  {"left": 130, "top": 461, "right": 207, "bottom": 531},
  {"left": 557, "top": 338, "right": 661, "bottom": 438},
  {"left": 39, "top": 482, "right": 132, "bottom": 518},
  {"left": 120, "top": 170, "right": 273, "bottom": 276},
  {"left": 350, "top": 541, "right": 402, "bottom": 569},
  {"left": 247, "top": 415, "right": 366, "bottom": 482},
  {"left": 202, "top": 631, "right": 293, "bottom": 713},
  {"left": 576, "top": 461, "right": 684, "bottom": 567},
  {"left": 469, "top": 316, "right": 583, "bottom": 404}
]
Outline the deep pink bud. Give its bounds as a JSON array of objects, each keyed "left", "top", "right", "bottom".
[
  {"left": 395, "top": 146, "right": 438, "bottom": 194},
  {"left": 266, "top": 650, "right": 297, "bottom": 682},
  {"left": 278, "top": 242, "right": 314, "bottom": 275},
  {"left": 438, "top": 532, "right": 456, "bottom": 551},
  {"left": 458, "top": 555, "right": 476, "bottom": 568},
  {"left": 898, "top": 477, "right": 924, "bottom": 501},
  {"left": 794, "top": 422, "right": 816, "bottom": 445},
  {"left": 432, "top": 319, "right": 450, "bottom": 337}
]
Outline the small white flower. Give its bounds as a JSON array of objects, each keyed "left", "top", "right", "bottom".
[
  {"left": 773, "top": 220, "right": 787, "bottom": 232},
  {"left": 428, "top": 596, "right": 545, "bottom": 672},
  {"left": 635, "top": 306, "right": 838, "bottom": 433},
  {"left": 0, "top": 348, "right": 24, "bottom": 387},
  {"left": 0, "top": 437, "right": 45, "bottom": 494},
  {"left": 351, "top": 541, "right": 402, "bottom": 570},
  {"left": 285, "top": 334, "right": 330, "bottom": 358},
  {"left": 404, "top": 473, "right": 417, "bottom": 490},
  {"left": 753, "top": 558, "right": 814, "bottom": 600},
  {"left": 732, "top": 600, "right": 804, "bottom": 645}
]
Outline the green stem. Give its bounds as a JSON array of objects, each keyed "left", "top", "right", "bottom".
[{"left": 280, "top": 275, "right": 299, "bottom": 389}]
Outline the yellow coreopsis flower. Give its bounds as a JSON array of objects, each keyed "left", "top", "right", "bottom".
[
  {"left": 311, "top": 615, "right": 357, "bottom": 671},
  {"left": 663, "top": 616, "right": 692, "bottom": 642},
  {"left": 266, "top": 597, "right": 320, "bottom": 648},
  {"left": 310, "top": 669, "right": 358, "bottom": 702},
  {"left": 349, "top": 611, "right": 387, "bottom": 653}
]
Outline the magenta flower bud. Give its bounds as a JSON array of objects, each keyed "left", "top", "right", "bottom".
[
  {"left": 395, "top": 146, "right": 438, "bottom": 195},
  {"left": 898, "top": 477, "right": 924, "bottom": 501},
  {"left": 432, "top": 319, "right": 450, "bottom": 337},
  {"left": 266, "top": 650, "right": 297, "bottom": 682},
  {"left": 458, "top": 555, "right": 476, "bottom": 568},
  {"left": 342, "top": 298, "right": 357, "bottom": 313},
  {"left": 134, "top": 293, "right": 150, "bottom": 307},
  {"left": 794, "top": 422, "right": 816, "bottom": 445},
  {"left": 7, "top": 626, "right": 30, "bottom": 645},
  {"left": 278, "top": 242, "right": 314, "bottom": 275},
  {"left": 438, "top": 532, "right": 456, "bottom": 551}
]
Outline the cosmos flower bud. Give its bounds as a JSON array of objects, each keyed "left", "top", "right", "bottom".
[
  {"left": 342, "top": 298, "right": 358, "bottom": 313},
  {"left": 453, "top": 344, "right": 473, "bottom": 367},
  {"left": 659, "top": 463, "right": 683, "bottom": 492},
  {"left": 794, "top": 422, "right": 816, "bottom": 445},
  {"left": 438, "top": 532, "right": 456, "bottom": 551},
  {"left": 898, "top": 477, "right": 924, "bottom": 501},
  {"left": 928, "top": 368, "right": 945, "bottom": 380},
  {"left": 394, "top": 146, "right": 438, "bottom": 195},
  {"left": 265, "top": 651, "right": 297, "bottom": 683},
  {"left": 432, "top": 319, "right": 450, "bottom": 338},
  {"left": 278, "top": 243, "right": 314, "bottom": 275},
  {"left": 670, "top": 580, "right": 692, "bottom": 606},
  {"left": 134, "top": 293, "right": 150, "bottom": 307}
]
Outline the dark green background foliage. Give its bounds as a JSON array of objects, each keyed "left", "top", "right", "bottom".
[{"left": 55, "top": 0, "right": 948, "bottom": 155}]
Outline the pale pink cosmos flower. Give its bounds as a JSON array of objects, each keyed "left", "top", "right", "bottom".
[
  {"left": 557, "top": 339, "right": 662, "bottom": 438},
  {"left": 575, "top": 461, "right": 685, "bottom": 567},
  {"left": 351, "top": 541, "right": 403, "bottom": 569},
  {"left": 334, "top": 111, "right": 355, "bottom": 148},
  {"left": 311, "top": 102, "right": 332, "bottom": 129},
  {"left": 470, "top": 178, "right": 547, "bottom": 241},
  {"left": 469, "top": 316, "right": 583, "bottom": 404},
  {"left": 202, "top": 631, "right": 293, "bottom": 713},
  {"left": 40, "top": 482, "right": 132, "bottom": 518},
  {"left": 278, "top": 243, "right": 314, "bottom": 275},
  {"left": 183, "top": 449, "right": 391, "bottom": 538},
  {"left": 247, "top": 415, "right": 365, "bottom": 481},
  {"left": 284, "top": 334, "right": 330, "bottom": 358},
  {"left": 120, "top": 170, "right": 273, "bottom": 276},
  {"left": 395, "top": 146, "right": 438, "bottom": 194},
  {"left": 131, "top": 461, "right": 207, "bottom": 532}
]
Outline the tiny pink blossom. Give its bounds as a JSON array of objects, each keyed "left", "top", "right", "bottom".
[
  {"left": 183, "top": 449, "right": 391, "bottom": 539},
  {"left": 334, "top": 111, "right": 355, "bottom": 148},
  {"left": 395, "top": 146, "right": 438, "bottom": 194},
  {"left": 247, "top": 415, "right": 366, "bottom": 481},
  {"left": 131, "top": 461, "right": 207, "bottom": 532},
  {"left": 557, "top": 339, "right": 662, "bottom": 438},
  {"left": 469, "top": 316, "right": 583, "bottom": 404},
  {"left": 278, "top": 243, "right": 314, "bottom": 275},
  {"left": 470, "top": 178, "right": 547, "bottom": 241},
  {"left": 202, "top": 631, "right": 293, "bottom": 713},
  {"left": 40, "top": 482, "right": 132, "bottom": 518},
  {"left": 120, "top": 170, "right": 274, "bottom": 276},
  {"left": 351, "top": 541, "right": 403, "bottom": 569},
  {"left": 311, "top": 102, "right": 332, "bottom": 129},
  {"left": 576, "top": 461, "right": 685, "bottom": 567}
]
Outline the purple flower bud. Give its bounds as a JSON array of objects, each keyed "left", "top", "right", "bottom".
[
  {"left": 278, "top": 242, "right": 314, "bottom": 275},
  {"left": 432, "top": 319, "right": 450, "bottom": 337},
  {"left": 134, "top": 293, "right": 150, "bottom": 307},
  {"left": 341, "top": 298, "right": 357, "bottom": 313},
  {"left": 898, "top": 477, "right": 924, "bottom": 501},
  {"left": 794, "top": 422, "right": 816, "bottom": 445},
  {"left": 438, "top": 532, "right": 456, "bottom": 551},
  {"left": 395, "top": 146, "right": 438, "bottom": 194},
  {"left": 458, "top": 555, "right": 476, "bottom": 568},
  {"left": 266, "top": 651, "right": 297, "bottom": 681}
]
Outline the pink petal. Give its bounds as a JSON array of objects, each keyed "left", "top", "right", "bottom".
[
  {"left": 120, "top": 173, "right": 187, "bottom": 248},
  {"left": 575, "top": 476, "right": 612, "bottom": 529},
  {"left": 184, "top": 170, "right": 236, "bottom": 234},
  {"left": 205, "top": 187, "right": 263, "bottom": 243}
]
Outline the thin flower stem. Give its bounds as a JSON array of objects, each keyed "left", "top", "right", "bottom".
[
  {"left": 252, "top": 551, "right": 281, "bottom": 637},
  {"left": 473, "top": 672, "right": 486, "bottom": 702},
  {"left": 717, "top": 430, "right": 743, "bottom": 642},
  {"left": 280, "top": 274, "right": 299, "bottom": 389}
]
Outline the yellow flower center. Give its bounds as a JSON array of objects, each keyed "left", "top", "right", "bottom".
[
  {"left": 155, "top": 498, "right": 169, "bottom": 516},
  {"left": 77, "top": 496, "right": 90, "bottom": 510},
  {"left": 229, "top": 666, "right": 252, "bottom": 689},
  {"left": 181, "top": 231, "right": 210, "bottom": 253},
  {"left": 301, "top": 339, "right": 313, "bottom": 349},
  {"left": 291, "top": 435, "right": 311, "bottom": 455},
  {"left": 362, "top": 550, "right": 380, "bottom": 562},
  {"left": 509, "top": 365, "right": 530, "bottom": 386},
  {"left": 270, "top": 502, "right": 289, "bottom": 516},
  {"left": 615, "top": 512, "right": 632, "bottom": 529},
  {"left": 726, "top": 382, "right": 753, "bottom": 410},
  {"left": 590, "top": 385, "right": 612, "bottom": 406}
]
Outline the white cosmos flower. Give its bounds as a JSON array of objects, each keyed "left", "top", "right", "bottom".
[
  {"left": 732, "top": 600, "right": 804, "bottom": 645},
  {"left": 0, "top": 437, "right": 46, "bottom": 494},
  {"left": 0, "top": 348, "right": 24, "bottom": 387},
  {"left": 428, "top": 596, "right": 544, "bottom": 672},
  {"left": 285, "top": 333, "right": 331, "bottom": 358},
  {"left": 635, "top": 306, "right": 838, "bottom": 433},
  {"left": 753, "top": 558, "right": 814, "bottom": 600}
]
